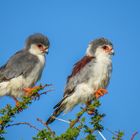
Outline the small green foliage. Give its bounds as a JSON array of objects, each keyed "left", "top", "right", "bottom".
[
  {"left": 112, "top": 131, "right": 124, "bottom": 140},
  {"left": 33, "top": 99, "right": 125, "bottom": 140},
  {"left": 81, "top": 117, "right": 85, "bottom": 123},
  {"left": 76, "top": 110, "right": 84, "bottom": 118},
  {"left": 0, "top": 137, "right": 5, "bottom": 140},
  {"left": 84, "top": 125, "right": 93, "bottom": 134},
  {"left": 85, "top": 134, "right": 96, "bottom": 140},
  {"left": 0, "top": 84, "right": 50, "bottom": 137},
  {"left": 90, "top": 110, "right": 105, "bottom": 131},
  {"left": 0, "top": 96, "right": 32, "bottom": 134},
  {"left": 55, "top": 127, "right": 80, "bottom": 140},
  {"left": 32, "top": 129, "right": 53, "bottom": 140},
  {"left": 33, "top": 127, "right": 80, "bottom": 140}
]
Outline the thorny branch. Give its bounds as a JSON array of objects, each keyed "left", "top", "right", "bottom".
[
  {"left": 0, "top": 84, "right": 52, "bottom": 134},
  {"left": 0, "top": 86, "right": 126, "bottom": 140},
  {"left": 37, "top": 118, "right": 55, "bottom": 136},
  {"left": 6, "top": 122, "right": 40, "bottom": 131},
  {"left": 130, "top": 131, "right": 138, "bottom": 140},
  {"left": 70, "top": 107, "right": 87, "bottom": 128}
]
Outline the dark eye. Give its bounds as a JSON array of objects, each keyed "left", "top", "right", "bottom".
[
  {"left": 102, "top": 45, "right": 108, "bottom": 50},
  {"left": 37, "top": 44, "right": 43, "bottom": 48}
]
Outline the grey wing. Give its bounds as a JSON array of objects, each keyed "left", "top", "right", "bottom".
[
  {"left": 53, "top": 56, "right": 94, "bottom": 110},
  {"left": 64, "top": 60, "right": 94, "bottom": 97},
  {"left": 0, "top": 50, "right": 39, "bottom": 82}
]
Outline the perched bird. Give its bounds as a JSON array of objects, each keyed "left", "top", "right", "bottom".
[
  {"left": 0, "top": 33, "right": 50, "bottom": 106},
  {"left": 46, "top": 38, "right": 114, "bottom": 124}
]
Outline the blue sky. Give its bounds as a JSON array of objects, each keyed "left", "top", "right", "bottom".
[{"left": 0, "top": 0, "right": 140, "bottom": 139}]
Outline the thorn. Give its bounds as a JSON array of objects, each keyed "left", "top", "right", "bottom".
[
  {"left": 98, "top": 131, "right": 107, "bottom": 140},
  {"left": 53, "top": 116, "right": 70, "bottom": 124}
]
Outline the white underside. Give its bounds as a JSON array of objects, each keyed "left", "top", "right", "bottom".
[
  {"left": 64, "top": 54, "right": 112, "bottom": 112},
  {"left": 0, "top": 54, "right": 45, "bottom": 98}
]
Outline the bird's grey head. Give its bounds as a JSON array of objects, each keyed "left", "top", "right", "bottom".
[
  {"left": 86, "top": 38, "right": 114, "bottom": 57},
  {"left": 24, "top": 33, "right": 50, "bottom": 56}
]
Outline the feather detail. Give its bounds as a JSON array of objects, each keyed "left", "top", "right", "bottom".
[
  {"left": 46, "top": 103, "right": 66, "bottom": 124},
  {"left": 67, "top": 56, "right": 94, "bottom": 80},
  {"left": 63, "top": 56, "right": 94, "bottom": 97}
]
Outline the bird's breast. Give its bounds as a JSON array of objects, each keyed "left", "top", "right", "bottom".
[
  {"left": 88, "top": 56, "right": 112, "bottom": 90},
  {"left": 25, "top": 55, "right": 45, "bottom": 87}
]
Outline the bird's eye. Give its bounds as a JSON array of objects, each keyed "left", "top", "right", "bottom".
[
  {"left": 37, "top": 44, "right": 43, "bottom": 48},
  {"left": 102, "top": 45, "right": 108, "bottom": 50}
]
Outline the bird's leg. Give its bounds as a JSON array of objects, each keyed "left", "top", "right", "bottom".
[
  {"left": 86, "top": 100, "right": 94, "bottom": 115},
  {"left": 23, "top": 86, "right": 42, "bottom": 97},
  {"left": 94, "top": 88, "right": 108, "bottom": 99}
]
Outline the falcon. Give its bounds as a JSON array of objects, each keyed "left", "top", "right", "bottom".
[
  {"left": 0, "top": 33, "right": 50, "bottom": 106},
  {"left": 46, "top": 38, "right": 114, "bottom": 124}
]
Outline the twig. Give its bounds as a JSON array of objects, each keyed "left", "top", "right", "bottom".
[
  {"left": 40, "top": 89, "right": 53, "bottom": 96},
  {"left": 130, "top": 131, "right": 138, "bottom": 140},
  {"left": 70, "top": 107, "right": 87, "bottom": 128},
  {"left": 53, "top": 116, "right": 70, "bottom": 124},
  {"left": 106, "top": 128, "right": 118, "bottom": 136},
  {"left": 6, "top": 122, "right": 40, "bottom": 131},
  {"left": 0, "top": 83, "right": 52, "bottom": 133},
  {"left": 42, "top": 84, "right": 53, "bottom": 88},
  {"left": 98, "top": 131, "right": 107, "bottom": 140},
  {"left": 37, "top": 118, "right": 52, "bottom": 132},
  {"left": 37, "top": 118, "right": 55, "bottom": 137}
]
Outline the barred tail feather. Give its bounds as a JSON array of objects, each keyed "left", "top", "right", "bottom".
[
  {"left": 46, "top": 103, "right": 66, "bottom": 124},
  {"left": 53, "top": 96, "right": 67, "bottom": 109}
]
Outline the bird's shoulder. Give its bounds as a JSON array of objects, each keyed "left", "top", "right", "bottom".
[
  {"left": 6, "top": 50, "right": 39, "bottom": 66},
  {"left": 0, "top": 50, "right": 39, "bottom": 82},
  {"left": 63, "top": 55, "right": 95, "bottom": 97},
  {"left": 67, "top": 55, "right": 94, "bottom": 81}
]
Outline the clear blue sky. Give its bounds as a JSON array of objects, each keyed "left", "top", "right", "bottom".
[{"left": 0, "top": 0, "right": 140, "bottom": 139}]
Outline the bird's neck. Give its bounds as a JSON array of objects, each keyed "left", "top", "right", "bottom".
[
  {"left": 29, "top": 50, "right": 46, "bottom": 65},
  {"left": 95, "top": 53, "right": 112, "bottom": 64},
  {"left": 37, "top": 54, "right": 46, "bottom": 65}
]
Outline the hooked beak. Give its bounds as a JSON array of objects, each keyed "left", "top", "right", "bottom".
[
  {"left": 42, "top": 48, "right": 49, "bottom": 54},
  {"left": 106, "top": 47, "right": 115, "bottom": 56},
  {"left": 110, "top": 49, "right": 115, "bottom": 55}
]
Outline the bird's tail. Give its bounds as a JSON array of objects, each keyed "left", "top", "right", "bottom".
[{"left": 46, "top": 98, "right": 67, "bottom": 125}]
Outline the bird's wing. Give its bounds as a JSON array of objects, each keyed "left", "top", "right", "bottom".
[
  {"left": 0, "top": 50, "right": 39, "bottom": 82},
  {"left": 63, "top": 55, "right": 94, "bottom": 97}
]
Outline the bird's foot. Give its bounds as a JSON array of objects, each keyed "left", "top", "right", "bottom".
[
  {"left": 23, "top": 86, "right": 42, "bottom": 97},
  {"left": 31, "top": 92, "right": 40, "bottom": 100},
  {"left": 94, "top": 88, "right": 108, "bottom": 99}
]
